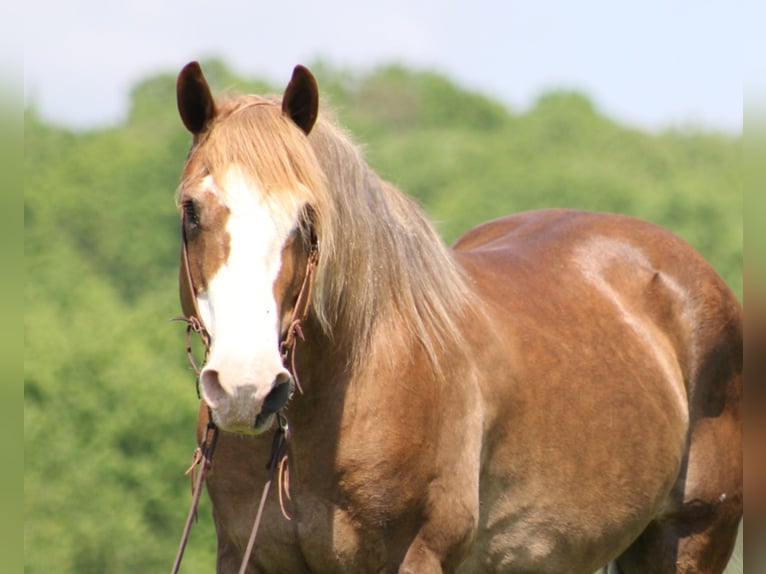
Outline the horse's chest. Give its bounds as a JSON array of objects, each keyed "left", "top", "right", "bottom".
[
  {"left": 290, "top": 497, "right": 390, "bottom": 572},
  {"left": 209, "top": 430, "right": 428, "bottom": 572},
  {"left": 280, "top": 477, "right": 418, "bottom": 573},
  {"left": 267, "top": 426, "right": 433, "bottom": 570}
]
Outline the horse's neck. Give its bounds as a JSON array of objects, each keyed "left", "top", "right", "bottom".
[
  {"left": 282, "top": 319, "right": 354, "bottom": 480},
  {"left": 283, "top": 302, "right": 479, "bottom": 520},
  {"left": 289, "top": 316, "right": 351, "bottom": 408}
]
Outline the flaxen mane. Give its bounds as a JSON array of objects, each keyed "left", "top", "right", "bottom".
[{"left": 182, "top": 94, "right": 476, "bottom": 375}]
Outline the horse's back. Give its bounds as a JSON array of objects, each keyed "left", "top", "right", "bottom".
[{"left": 452, "top": 209, "right": 742, "bottom": 572}]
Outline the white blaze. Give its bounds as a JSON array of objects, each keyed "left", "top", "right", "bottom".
[{"left": 197, "top": 167, "right": 300, "bottom": 430}]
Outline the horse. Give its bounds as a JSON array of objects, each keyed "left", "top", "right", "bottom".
[{"left": 172, "top": 61, "right": 742, "bottom": 573}]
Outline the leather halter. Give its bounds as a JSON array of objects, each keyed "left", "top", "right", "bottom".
[
  {"left": 171, "top": 209, "right": 319, "bottom": 574},
  {"left": 174, "top": 209, "right": 319, "bottom": 372}
]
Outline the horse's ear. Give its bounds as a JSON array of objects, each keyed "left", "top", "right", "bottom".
[
  {"left": 282, "top": 65, "right": 319, "bottom": 135},
  {"left": 177, "top": 61, "right": 216, "bottom": 135}
]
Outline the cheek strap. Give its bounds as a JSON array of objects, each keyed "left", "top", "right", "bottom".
[
  {"left": 172, "top": 213, "right": 211, "bottom": 386},
  {"left": 279, "top": 234, "right": 319, "bottom": 395}
]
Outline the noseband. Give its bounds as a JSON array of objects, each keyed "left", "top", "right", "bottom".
[{"left": 171, "top": 209, "right": 319, "bottom": 574}]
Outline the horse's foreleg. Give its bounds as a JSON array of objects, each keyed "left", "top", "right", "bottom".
[
  {"left": 398, "top": 536, "right": 444, "bottom": 574},
  {"left": 397, "top": 501, "right": 476, "bottom": 574}
]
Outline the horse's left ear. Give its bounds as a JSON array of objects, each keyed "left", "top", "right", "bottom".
[{"left": 282, "top": 65, "right": 319, "bottom": 135}]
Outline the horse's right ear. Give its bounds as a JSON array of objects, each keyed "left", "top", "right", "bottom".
[{"left": 177, "top": 61, "right": 216, "bottom": 135}]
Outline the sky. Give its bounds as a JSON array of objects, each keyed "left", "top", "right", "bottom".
[{"left": 21, "top": 0, "right": 756, "bottom": 133}]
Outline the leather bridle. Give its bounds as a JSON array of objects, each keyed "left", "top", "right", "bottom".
[{"left": 171, "top": 209, "right": 319, "bottom": 574}]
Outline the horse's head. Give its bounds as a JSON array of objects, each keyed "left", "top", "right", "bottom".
[{"left": 175, "top": 61, "right": 322, "bottom": 434}]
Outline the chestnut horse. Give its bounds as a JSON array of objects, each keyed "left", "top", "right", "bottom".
[{"left": 173, "top": 62, "right": 742, "bottom": 573}]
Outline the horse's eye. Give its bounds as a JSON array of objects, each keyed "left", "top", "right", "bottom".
[{"left": 183, "top": 200, "right": 200, "bottom": 228}]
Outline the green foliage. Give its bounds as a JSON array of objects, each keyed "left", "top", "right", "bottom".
[
  {"left": 25, "top": 98, "right": 217, "bottom": 573},
  {"left": 25, "top": 60, "right": 742, "bottom": 572}
]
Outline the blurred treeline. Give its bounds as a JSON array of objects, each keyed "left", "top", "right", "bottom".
[{"left": 24, "top": 59, "right": 742, "bottom": 573}]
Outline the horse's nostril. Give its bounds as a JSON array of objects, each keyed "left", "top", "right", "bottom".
[
  {"left": 261, "top": 373, "right": 294, "bottom": 416},
  {"left": 200, "top": 369, "right": 227, "bottom": 409}
]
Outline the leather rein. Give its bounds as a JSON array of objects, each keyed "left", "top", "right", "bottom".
[{"left": 170, "top": 213, "right": 319, "bottom": 574}]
